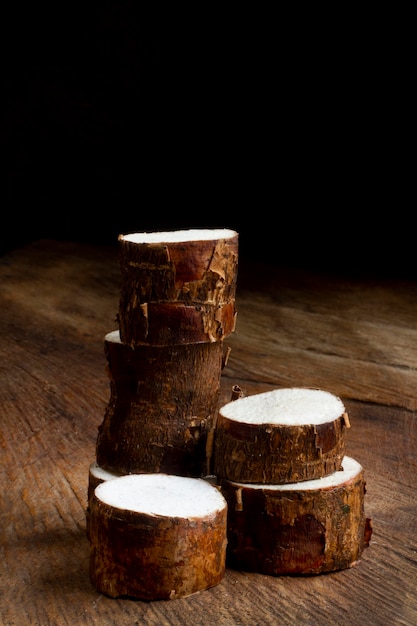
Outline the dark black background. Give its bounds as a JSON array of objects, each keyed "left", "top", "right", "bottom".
[{"left": 2, "top": 6, "right": 413, "bottom": 277}]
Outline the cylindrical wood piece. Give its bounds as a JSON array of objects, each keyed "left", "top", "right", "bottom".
[
  {"left": 95, "top": 330, "right": 224, "bottom": 476},
  {"left": 220, "top": 456, "right": 372, "bottom": 575},
  {"left": 89, "top": 473, "right": 228, "bottom": 600},
  {"left": 214, "top": 387, "right": 349, "bottom": 484},
  {"left": 118, "top": 228, "right": 238, "bottom": 346}
]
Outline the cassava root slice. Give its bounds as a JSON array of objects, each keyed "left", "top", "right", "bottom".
[
  {"left": 95, "top": 330, "right": 224, "bottom": 476},
  {"left": 214, "top": 387, "right": 349, "bottom": 484},
  {"left": 89, "top": 473, "right": 228, "bottom": 600},
  {"left": 86, "top": 461, "right": 122, "bottom": 540},
  {"left": 118, "top": 228, "right": 238, "bottom": 345},
  {"left": 220, "top": 456, "right": 372, "bottom": 575}
]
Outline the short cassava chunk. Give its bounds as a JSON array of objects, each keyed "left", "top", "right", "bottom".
[
  {"left": 89, "top": 473, "right": 228, "bottom": 600},
  {"left": 214, "top": 387, "right": 349, "bottom": 484},
  {"left": 220, "top": 456, "right": 372, "bottom": 575},
  {"left": 118, "top": 228, "right": 238, "bottom": 346},
  {"left": 96, "top": 331, "right": 225, "bottom": 476}
]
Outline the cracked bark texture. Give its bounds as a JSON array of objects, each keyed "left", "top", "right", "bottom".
[
  {"left": 117, "top": 229, "right": 238, "bottom": 345},
  {"left": 220, "top": 456, "right": 372, "bottom": 575},
  {"left": 95, "top": 331, "right": 225, "bottom": 476}
]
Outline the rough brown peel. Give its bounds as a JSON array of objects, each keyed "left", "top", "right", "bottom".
[
  {"left": 220, "top": 456, "right": 372, "bottom": 575},
  {"left": 95, "top": 331, "right": 225, "bottom": 476}
]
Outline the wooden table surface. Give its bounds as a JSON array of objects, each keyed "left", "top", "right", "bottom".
[{"left": 1, "top": 239, "right": 416, "bottom": 626}]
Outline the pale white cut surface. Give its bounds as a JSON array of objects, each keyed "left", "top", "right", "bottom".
[
  {"left": 231, "top": 456, "right": 361, "bottom": 491},
  {"left": 95, "top": 473, "right": 227, "bottom": 517},
  {"left": 104, "top": 330, "right": 121, "bottom": 344},
  {"left": 220, "top": 387, "right": 345, "bottom": 426},
  {"left": 121, "top": 229, "right": 237, "bottom": 244},
  {"left": 89, "top": 461, "right": 121, "bottom": 482}
]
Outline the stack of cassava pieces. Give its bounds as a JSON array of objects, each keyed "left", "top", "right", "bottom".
[
  {"left": 86, "top": 228, "right": 372, "bottom": 601},
  {"left": 214, "top": 386, "right": 372, "bottom": 576},
  {"left": 87, "top": 228, "right": 239, "bottom": 600}
]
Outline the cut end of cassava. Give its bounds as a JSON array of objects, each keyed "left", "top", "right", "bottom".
[
  {"left": 214, "top": 387, "right": 348, "bottom": 484},
  {"left": 87, "top": 461, "right": 121, "bottom": 505},
  {"left": 89, "top": 473, "right": 228, "bottom": 600},
  {"left": 221, "top": 456, "right": 372, "bottom": 576},
  {"left": 95, "top": 472, "right": 227, "bottom": 518},
  {"left": 86, "top": 461, "right": 123, "bottom": 540},
  {"left": 104, "top": 329, "right": 121, "bottom": 343},
  {"left": 220, "top": 387, "right": 346, "bottom": 426},
  {"left": 119, "top": 228, "right": 238, "bottom": 244},
  {"left": 89, "top": 460, "right": 122, "bottom": 483}
]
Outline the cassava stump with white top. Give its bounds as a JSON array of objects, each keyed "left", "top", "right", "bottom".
[
  {"left": 117, "top": 228, "right": 238, "bottom": 346},
  {"left": 220, "top": 456, "right": 372, "bottom": 576},
  {"left": 214, "top": 387, "right": 350, "bottom": 484},
  {"left": 86, "top": 461, "right": 122, "bottom": 540},
  {"left": 87, "top": 461, "right": 122, "bottom": 502},
  {"left": 89, "top": 473, "right": 228, "bottom": 600},
  {"left": 95, "top": 330, "right": 225, "bottom": 476}
]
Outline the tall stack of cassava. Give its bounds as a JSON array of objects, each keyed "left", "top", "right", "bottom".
[
  {"left": 87, "top": 228, "right": 372, "bottom": 600},
  {"left": 213, "top": 386, "right": 372, "bottom": 575},
  {"left": 87, "top": 228, "right": 239, "bottom": 600}
]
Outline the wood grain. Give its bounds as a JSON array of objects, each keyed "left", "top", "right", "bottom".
[{"left": 1, "top": 240, "right": 416, "bottom": 626}]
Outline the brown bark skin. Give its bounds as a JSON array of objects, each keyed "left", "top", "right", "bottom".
[
  {"left": 118, "top": 232, "right": 238, "bottom": 346},
  {"left": 89, "top": 488, "right": 228, "bottom": 600},
  {"left": 213, "top": 412, "right": 347, "bottom": 484},
  {"left": 220, "top": 461, "right": 371, "bottom": 575},
  {"left": 95, "top": 333, "right": 224, "bottom": 476},
  {"left": 119, "top": 300, "right": 237, "bottom": 345}
]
